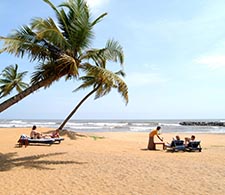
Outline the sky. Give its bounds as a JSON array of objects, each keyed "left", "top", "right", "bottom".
[{"left": 1, "top": 0, "right": 225, "bottom": 120}]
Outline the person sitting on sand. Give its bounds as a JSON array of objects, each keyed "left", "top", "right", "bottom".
[
  {"left": 185, "top": 135, "right": 195, "bottom": 146},
  {"left": 147, "top": 126, "right": 164, "bottom": 150},
  {"left": 30, "top": 125, "right": 43, "bottom": 139}
]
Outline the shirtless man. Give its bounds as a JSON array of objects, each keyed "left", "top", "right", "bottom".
[{"left": 30, "top": 125, "right": 42, "bottom": 139}]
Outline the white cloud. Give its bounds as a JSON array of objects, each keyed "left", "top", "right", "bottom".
[
  {"left": 86, "top": 0, "right": 109, "bottom": 9},
  {"left": 195, "top": 55, "right": 225, "bottom": 70}
]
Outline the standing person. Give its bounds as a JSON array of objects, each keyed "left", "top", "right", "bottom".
[
  {"left": 147, "top": 126, "right": 164, "bottom": 150},
  {"left": 30, "top": 125, "right": 43, "bottom": 139}
]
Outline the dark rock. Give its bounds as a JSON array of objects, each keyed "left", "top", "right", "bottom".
[{"left": 179, "top": 121, "right": 225, "bottom": 127}]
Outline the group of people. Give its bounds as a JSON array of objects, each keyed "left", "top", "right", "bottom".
[
  {"left": 30, "top": 125, "right": 60, "bottom": 139},
  {"left": 147, "top": 126, "right": 196, "bottom": 150},
  {"left": 30, "top": 125, "right": 195, "bottom": 149}
]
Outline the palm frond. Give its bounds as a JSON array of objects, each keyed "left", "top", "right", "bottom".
[
  {"left": 77, "top": 64, "right": 128, "bottom": 104},
  {"left": 0, "top": 26, "right": 50, "bottom": 61},
  {"left": 103, "top": 39, "right": 124, "bottom": 64},
  {"left": 55, "top": 54, "right": 79, "bottom": 79},
  {"left": 31, "top": 17, "right": 69, "bottom": 50},
  {"left": 115, "top": 70, "right": 126, "bottom": 77},
  {"left": 31, "top": 61, "right": 59, "bottom": 87},
  {"left": 0, "top": 64, "right": 29, "bottom": 98},
  {"left": 31, "top": 53, "right": 78, "bottom": 86},
  {"left": 80, "top": 39, "right": 124, "bottom": 68},
  {"left": 91, "top": 13, "right": 107, "bottom": 26}
]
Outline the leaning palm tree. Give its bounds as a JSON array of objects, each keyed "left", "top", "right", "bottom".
[
  {"left": 58, "top": 39, "right": 127, "bottom": 129},
  {"left": 58, "top": 63, "right": 128, "bottom": 130},
  {"left": 0, "top": 64, "right": 29, "bottom": 98},
  {"left": 0, "top": 0, "right": 110, "bottom": 112}
]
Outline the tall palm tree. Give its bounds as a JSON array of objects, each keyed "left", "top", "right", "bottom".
[
  {"left": 59, "top": 38, "right": 128, "bottom": 129},
  {"left": 0, "top": 64, "right": 29, "bottom": 98},
  {"left": 58, "top": 63, "right": 128, "bottom": 130},
  {"left": 0, "top": 0, "right": 109, "bottom": 112}
]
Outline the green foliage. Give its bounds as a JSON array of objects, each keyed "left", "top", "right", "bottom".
[
  {"left": 76, "top": 64, "right": 128, "bottom": 104},
  {"left": 89, "top": 135, "right": 105, "bottom": 141},
  {"left": 0, "top": 64, "right": 29, "bottom": 98},
  {"left": 0, "top": 0, "right": 129, "bottom": 113}
]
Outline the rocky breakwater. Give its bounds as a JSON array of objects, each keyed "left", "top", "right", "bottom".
[{"left": 179, "top": 121, "right": 225, "bottom": 126}]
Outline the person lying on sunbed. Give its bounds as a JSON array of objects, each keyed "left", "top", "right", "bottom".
[
  {"left": 50, "top": 129, "right": 60, "bottom": 138},
  {"left": 43, "top": 129, "right": 60, "bottom": 138}
]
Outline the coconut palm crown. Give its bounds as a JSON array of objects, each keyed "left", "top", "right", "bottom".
[
  {"left": 0, "top": 64, "right": 29, "bottom": 98},
  {"left": 0, "top": 0, "right": 128, "bottom": 112},
  {"left": 1, "top": 0, "right": 107, "bottom": 84}
]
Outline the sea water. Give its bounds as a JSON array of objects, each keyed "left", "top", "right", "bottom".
[{"left": 0, "top": 119, "right": 225, "bottom": 134}]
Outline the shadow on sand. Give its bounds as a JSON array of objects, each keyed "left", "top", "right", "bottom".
[
  {"left": 140, "top": 148, "right": 162, "bottom": 151},
  {"left": 0, "top": 152, "right": 87, "bottom": 171}
]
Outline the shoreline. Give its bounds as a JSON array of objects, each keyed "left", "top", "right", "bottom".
[
  {"left": 2, "top": 119, "right": 225, "bottom": 134},
  {"left": 1, "top": 128, "right": 225, "bottom": 195}
]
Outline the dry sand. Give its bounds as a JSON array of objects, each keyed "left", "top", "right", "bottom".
[{"left": 0, "top": 127, "right": 225, "bottom": 195}]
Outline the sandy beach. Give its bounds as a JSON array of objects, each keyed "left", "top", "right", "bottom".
[{"left": 0, "top": 127, "right": 225, "bottom": 195}]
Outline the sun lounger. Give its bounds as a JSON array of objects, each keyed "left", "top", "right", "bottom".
[
  {"left": 185, "top": 141, "right": 202, "bottom": 152},
  {"left": 165, "top": 140, "right": 185, "bottom": 152},
  {"left": 52, "top": 137, "right": 64, "bottom": 143},
  {"left": 17, "top": 134, "right": 64, "bottom": 147}
]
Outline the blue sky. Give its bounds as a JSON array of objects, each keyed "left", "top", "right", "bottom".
[{"left": 1, "top": 0, "right": 225, "bottom": 120}]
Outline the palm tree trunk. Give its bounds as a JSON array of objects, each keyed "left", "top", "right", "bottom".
[
  {"left": 0, "top": 78, "right": 53, "bottom": 113},
  {"left": 58, "top": 84, "right": 101, "bottom": 130}
]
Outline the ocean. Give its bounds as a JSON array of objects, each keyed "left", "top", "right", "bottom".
[{"left": 1, "top": 119, "right": 225, "bottom": 134}]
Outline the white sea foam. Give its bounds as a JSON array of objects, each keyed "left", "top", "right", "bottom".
[{"left": 1, "top": 119, "right": 225, "bottom": 133}]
